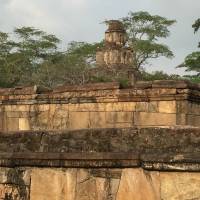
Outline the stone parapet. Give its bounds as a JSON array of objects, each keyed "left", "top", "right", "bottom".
[
  {"left": 0, "top": 81, "right": 199, "bottom": 104},
  {"left": 0, "top": 127, "right": 199, "bottom": 171},
  {"left": 0, "top": 128, "right": 199, "bottom": 199},
  {"left": 0, "top": 81, "right": 199, "bottom": 131}
]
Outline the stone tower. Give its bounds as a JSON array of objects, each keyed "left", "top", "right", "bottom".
[{"left": 96, "top": 20, "right": 133, "bottom": 67}]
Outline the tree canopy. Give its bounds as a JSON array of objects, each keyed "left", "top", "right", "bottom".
[
  {"left": 178, "top": 18, "right": 200, "bottom": 82},
  {"left": 0, "top": 11, "right": 198, "bottom": 88},
  {"left": 122, "top": 11, "right": 176, "bottom": 69},
  {"left": 0, "top": 27, "right": 61, "bottom": 87}
]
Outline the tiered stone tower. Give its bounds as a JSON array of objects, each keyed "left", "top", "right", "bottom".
[{"left": 96, "top": 20, "right": 133, "bottom": 67}]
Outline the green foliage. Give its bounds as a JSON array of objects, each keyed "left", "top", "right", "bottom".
[
  {"left": 66, "top": 41, "right": 103, "bottom": 67},
  {"left": 183, "top": 75, "right": 200, "bottom": 83},
  {"left": 192, "top": 18, "right": 200, "bottom": 48},
  {"left": 67, "top": 41, "right": 102, "bottom": 59},
  {"left": 141, "top": 70, "right": 181, "bottom": 81},
  {"left": 0, "top": 27, "right": 61, "bottom": 87},
  {"left": 192, "top": 18, "right": 200, "bottom": 34},
  {"left": 184, "top": 52, "right": 200, "bottom": 74},
  {"left": 179, "top": 18, "right": 200, "bottom": 78},
  {"left": 118, "top": 79, "right": 130, "bottom": 88},
  {"left": 0, "top": 12, "right": 181, "bottom": 88},
  {"left": 33, "top": 41, "right": 103, "bottom": 87},
  {"left": 13, "top": 27, "right": 60, "bottom": 61},
  {"left": 122, "top": 11, "right": 176, "bottom": 69}
]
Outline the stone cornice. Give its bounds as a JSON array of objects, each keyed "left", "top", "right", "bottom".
[{"left": 0, "top": 81, "right": 199, "bottom": 104}]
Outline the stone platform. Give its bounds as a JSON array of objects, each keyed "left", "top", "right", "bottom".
[
  {"left": 0, "top": 127, "right": 199, "bottom": 199},
  {"left": 0, "top": 80, "right": 200, "bottom": 131}
]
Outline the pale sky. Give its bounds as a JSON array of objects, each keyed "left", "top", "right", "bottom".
[{"left": 0, "top": 0, "right": 199, "bottom": 75}]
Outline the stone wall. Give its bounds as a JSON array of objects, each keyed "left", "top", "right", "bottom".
[
  {"left": 0, "top": 127, "right": 199, "bottom": 199},
  {"left": 2, "top": 167, "right": 200, "bottom": 200},
  {"left": 0, "top": 81, "right": 199, "bottom": 131}
]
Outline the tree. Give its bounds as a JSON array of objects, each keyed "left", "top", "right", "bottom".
[
  {"left": 0, "top": 27, "right": 61, "bottom": 87},
  {"left": 141, "top": 70, "right": 180, "bottom": 81},
  {"left": 12, "top": 27, "right": 60, "bottom": 85},
  {"left": 121, "top": 11, "right": 176, "bottom": 70},
  {"left": 0, "top": 26, "right": 103, "bottom": 88},
  {"left": 193, "top": 19, "right": 200, "bottom": 34},
  {"left": 34, "top": 41, "right": 103, "bottom": 87},
  {"left": 183, "top": 52, "right": 200, "bottom": 74},
  {"left": 178, "top": 19, "right": 200, "bottom": 82},
  {"left": 0, "top": 31, "right": 25, "bottom": 87},
  {"left": 67, "top": 41, "right": 102, "bottom": 65},
  {"left": 0, "top": 12, "right": 178, "bottom": 88}
]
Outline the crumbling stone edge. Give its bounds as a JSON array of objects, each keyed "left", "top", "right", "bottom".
[
  {"left": 0, "top": 152, "right": 200, "bottom": 172},
  {"left": 0, "top": 127, "right": 199, "bottom": 172}
]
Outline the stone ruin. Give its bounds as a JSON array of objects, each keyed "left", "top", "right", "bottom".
[
  {"left": 0, "top": 20, "right": 199, "bottom": 200},
  {"left": 93, "top": 20, "right": 137, "bottom": 84},
  {"left": 96, "top": 20, "right": 133, "bottom": 67}
]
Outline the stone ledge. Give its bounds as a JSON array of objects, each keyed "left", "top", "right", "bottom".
[
  {"left": 0, "top": 152, "right": 199, "bottom": 171},
  {"left": 135, "top": 80, "right": 200, "bottom": 89},
  {"left": 0, "top": 80, "right": 199, "bottom": 96},
  {"left": 0, "top": 85, "right": 51, "bottom": 95},
  {"left": 0, "top": 127, "right": 199, "bottom": 153},
  {"left": 0, "top": 89, "right": 199, "bottom": 105},
  {"left": 0, "top": 152, "right": 139, "bottom": 168},
  {"left": 53, "top": 82, "right": 120, "bottom": 93},
  {"left": 0, "top": 127, "right": 199, "bottom": 170}
]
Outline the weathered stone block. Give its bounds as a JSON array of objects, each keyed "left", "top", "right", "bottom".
[
  {"left": 6, "top": 111, "right": 20, "bottom": 118},
  {"left": 0, "top": 114, "right": 3, "bottom": 131},
  {"left": 186, "top": 115, "right": 200, "bottom": 127},
  {"left": 176, "top": 101, "right": 188, "bottom": 113},
  {"left": 106, "top": 112, "right": 133, "bottom": 124},
  {"left": 5, "top": 105, "right": 30, "bottom": 112},
  {"left": 69, "top": 112, "right": 90, "bottom": 129},
  {"left": 0, "top": 168, "right": 31, "bottom": 186},
  {"left": 6, "top": 117, "right": 19, "bottom": 131},
  {"left": 136, "top": 102, "right": 158, "bottom": 112},
  {"left": 75, "top": 172, "right": 97, "bottom": 200},
  {"left": 188, "top": 102, "right": 200, "bottom": 115},
  {"left": 30, "top": 169, "right": 77, "bottom": 200},
  {"left": 0, "top": 168, "right": 30, "bottom": 199},
  {"left": 69, "top": 103, "right": 106, "bottom": 112},
  {"left": 36, "top": 111, "right": 49, "bottom": 128},
  {"left": 107, "top": 122, "right": 133, "bottom": 128},
  {"left": 37, "top": 104, "right": 50, "bottom": 112},
  {"left": 75, "top": 169, "right": 121, "bottom": 200},
  {"left": 19, "top": 118, "right": 30, "bottom": 130},
  {"left": 0, "top": 184, "right": 27, "bottom": 200},
  {"left": 160, "top": 172, "right": 200, "bottom": 200},
  {"left": 89, "top": 112, "right": 106, "bottom": 128},
  {"left": 176, "top": 113, "right": 187, "bottom": 125},
  {"left": 105, "top": 102, "right": 136, "bottom": 112},
  {"left": 134, "top": 112, "right": 176, "bottom": 126},
  {"left": 4, "top": 105, "right": 13, "bottom": 112},
  {"left": 158, "top": 101, "right": 176, "bottom": 113},
  {"left": 116, "top": 169, "right": 160, "bottom": 200}
]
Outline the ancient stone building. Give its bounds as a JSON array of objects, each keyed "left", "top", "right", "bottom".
[
  {"left": 0, "top": 21, "right": 199, "bottom": 200},
  {"left": 96, "top": 20, "right": 133, "bottom": 67},
  {"left": 94, "top": 20, "right": 136, "bottom": 84}
]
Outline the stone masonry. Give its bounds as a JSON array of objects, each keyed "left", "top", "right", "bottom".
[
  {"left": 0, "top": 80, "right": 199, "bottom": 132},
  {"left": 96, "top": 20, "right": 133, "bottom": 67},
  {"left": 0, "top": 127, "right": 199, "bottom": 199}
]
